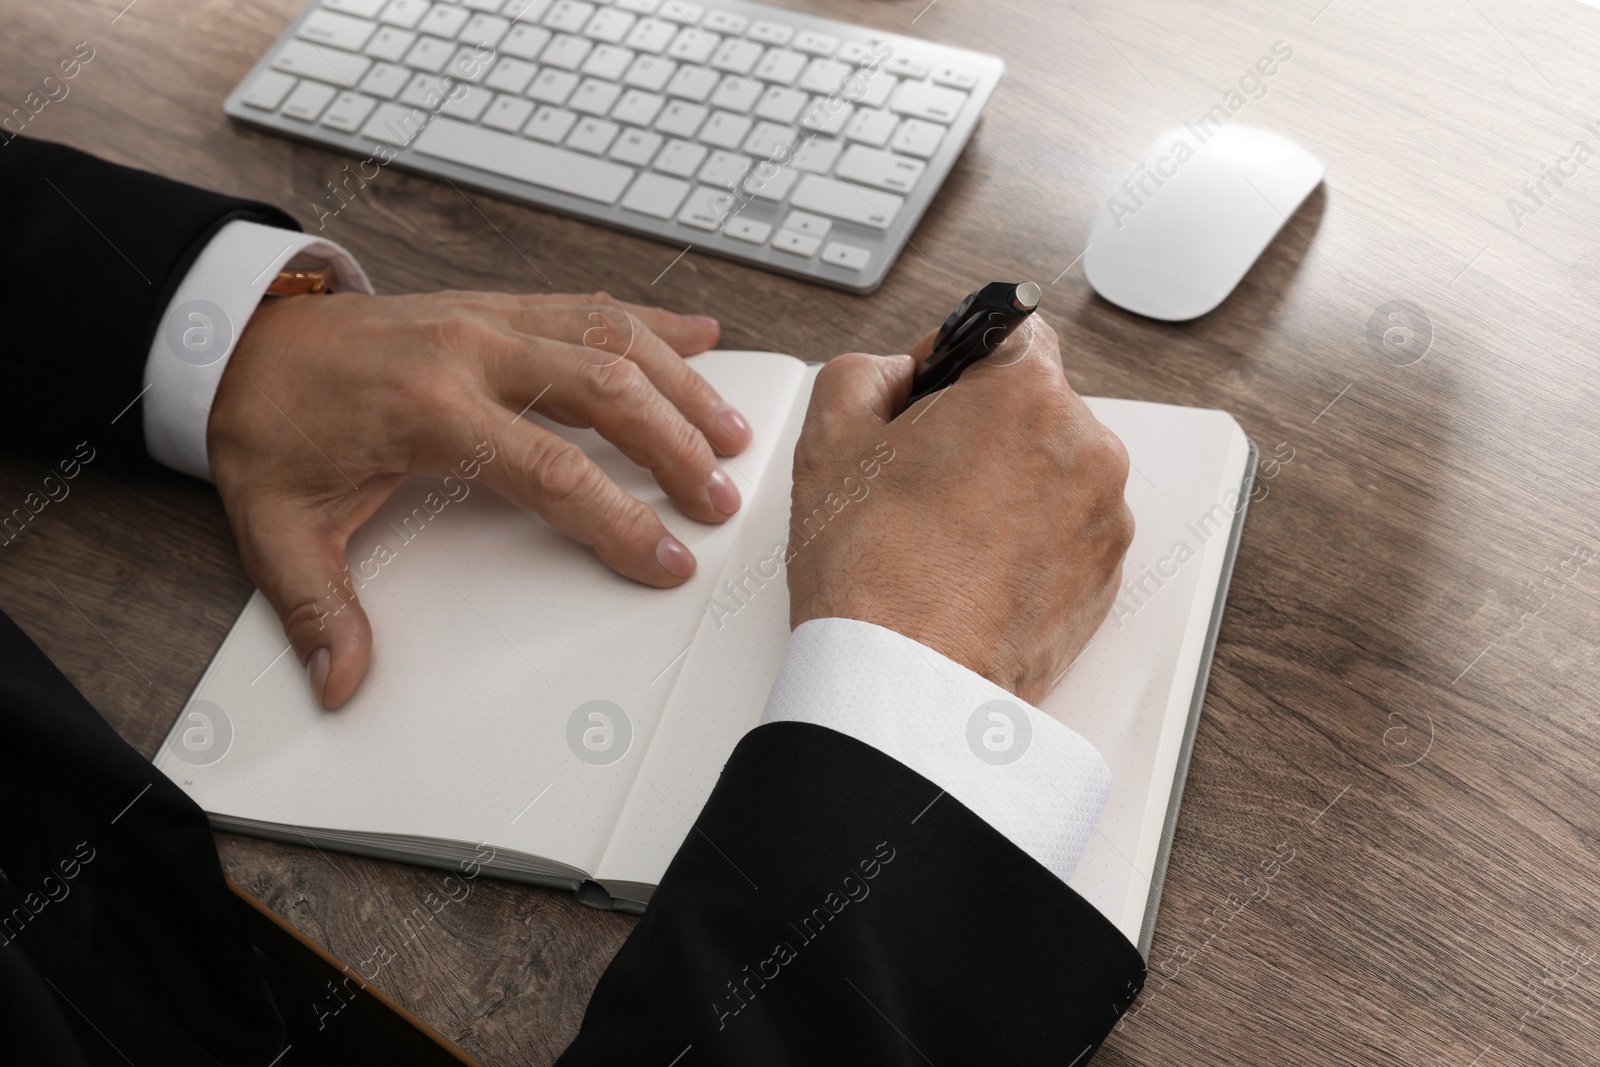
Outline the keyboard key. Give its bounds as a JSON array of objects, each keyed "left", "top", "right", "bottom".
[
  {"left": 844, "top": 107, "right": 896, "bottom": 147},
  {"left": 747, "top": 20, "right": 792, "bottom": 46},
  {"left": 242, "top": 70, "right": 297, "bottom": 110},
  {"left": 273, "top": 40, "right": 373, "bottom": 86},
  {"left": 463, "top": 0, "right": 504, "bottom": 9},
  {"left": 834, "top": 144, "right": 925, "bottom": 193},
  {"left": 836, "top": 41, "right": 873, "bottom": 63},
  {"left": 503, "top": 0, "right": 552, "bottom": 18},
  {"left": 793, "top": 30, "right": 839, "bottom": 56},
  {"left": 885, "top": 55, "right": 929, "bottom": 79},
  {"left": 400, "top": 36, "right": 454, "bottom": 73},
  {"left": 378, "top": 0, "right": 429, "bottom": 29},
  {"left": 653, "top": 138, "right": 706, "bottom": 176},
  {"left": 611, "top": 88, "right": 665, "bottom": 125},
  {"left": 581, "top": 43, "right": 634, "bottom": 80},
  {"left": 789, "top": 173, "right": 902, "bottom": 228},
  {"left": 482, "top": 93, "right": 535, "bottom": 131},
  {"left": 412, "top": 115, "right": 634, "bottom": 202},
  {"left": 460, "top": 14, "right": 511, "bottom": 49},
  {"left": 820, "top": 241, "right": 871, "bottom": 271},
  {"left": 889, "top": 117, "right": 943, "bottom": 158},
  {"left": 446, "top": 46, "right": 494, "bottom": 83},
  {"left": 665, "top": 64, "right": 718, "bottom": 101},
  {"left": 708, "top": 75, "right": 759, "bottom": 113},
  {"left": 657, "top": 0, "right": 704, "bottom": 24},
  {"left": 666, "top": 28, "right": 718, "bottom": 64},
  {"left": 773, "top": 229, "right": 820, "bottom": 257},
  {"left": 791, "top": 136, "right": 841, "bottom": 173},
  {"left": 325, "top": 0, "right": 385, "bottom": 15},
  {"left": 625, "top": 17, "right": 676, "bottom": 53},
  {"left": 697, "top": 149, "right": 750, "bottom": 189},
  {"left": 300, "top": 10, "right": 378, "bottom": 52},
  {"left": 742, "top": 163, "right": 796, "bottom": 201},
  {"left": 567, "top": 116, "right": 620, "bottom": 154},
  {"left": 623, "top": 54, "right": 676, "bottom": 91},
  {"left": 359, "top": 62, "right": 410, "bottom": 98},
  {"left": 610, "top": 127, "right": 663, "bottom": 165},
  {"left": 782, "top": 209, "right": 831, "bottom": 239},
  {"left": 742, "top": 120, "right": 794, "bottom": 157},
  {"left": 800, "top": 98, "right": 851, "bottom": 136},
  {"left": 696, "top": 111, "right": 750, "bottom": 149},
  {"left": 544, "top": 0, "right": 596, "bottom": 33},
  {"left": 702, "top": 10, "right": 746, "bottom": 34},
  {"left": 528, "top": 69, "right": 579, "bottom": 104},
  {"left": 931, "top": 63, "right": 979, "bottom": 90},
  {"left": 364, "top": 26, "right": 416, "bottom": 62},
  {"left": 621, "top": 171, "right": 690, "bottom": 218},
  {"left": 888, "top": 80, "right": 966, "bottom": 122},
  {"left": 654, "top": 99, "right": 707, "bottom": 137},
  {"left": 500, "top": 24, "right": 553, "bottom": 60},
  {"left": 798, "top": 57, "right": 849, "bottom": 94},
  {"left": 724, "top": 217, "right": 771, "bottom": 243},
  {"left": 709, "top": 39, "right": 763, "bottom": 76},
  {"left": 583, "top": 8, "right": 636, "bottom": 43},
  {"left": 615, "top": 0, "right": 660, "bottom": 12},
  {"left": 418, "top": 5, "right": 470, "bottom": 39},
  {"left": 524, "top": 104, "right": 578, "bottom": 141},
  {"left": 541, "top": 33, "right": 592, "bottom": 70},
  {"left": 570, "top": 78, "right": 622, "bottom": 115},
  {"left": 485, "top": 57, "right": 538, "bottom": 94},
  {"left": 440, "top": 83, "right": 493, "bottom": 121},
  {"left": 676, "top": 186, "right": 733, "bottom": 229},
  {"left": 753, "top": 86, "right": 806, "bottom": 124},
  {"left": 847, "top": 68, "right": 897, "bottom": 109},
  {"left": 320, "top": 90, "right": 378, "bottom": 131},
  {"left": 358, "top": 101, "right": 434, "bottom": 143},
  {"left": 754, "top": 48, "right": 805, "bottom": 85},
  {"left": 399, "top": 72, "right": 449, "bottom": 106}
]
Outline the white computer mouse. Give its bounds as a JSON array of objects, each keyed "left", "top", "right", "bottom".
[{"left": 1083, "top": 124, "right": 1325, "bottom": 322}]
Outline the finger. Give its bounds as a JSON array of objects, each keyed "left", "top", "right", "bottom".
[
  {"left": 612, "top": 320, "right": 752, "bottom": 459},
  {"left": 475, "top": 413, "right": 697, "bottom": 587},
  {"left": 907, "top": 328, "right": 938, "bottom": 364},
  {"left": 489, "top": 341, "right": 741, "bottom": 523},
  {"left": 610, "top": 297, "right": 721, "bottom": 355},
  {"left": 509, "top": 300, "right": 752, "bottom": 459},
  {"left": 802, "top": 351, "right": 915, "bottom": 453},
  {"left": 235, "top": 502, "right": 373, "bottom": 710}
]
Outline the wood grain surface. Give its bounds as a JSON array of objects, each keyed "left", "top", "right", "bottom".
[{"left": 4, "top": 0, "right": 1600, "bottom": 1063}]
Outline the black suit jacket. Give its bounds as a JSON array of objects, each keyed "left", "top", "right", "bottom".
[{"left": 0, "top": 136, "right": 1146, "bottom": 1065}]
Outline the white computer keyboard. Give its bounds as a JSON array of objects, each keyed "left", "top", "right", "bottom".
[{"left": 225, "top": 0, "right": 1003, "bottom": 292}]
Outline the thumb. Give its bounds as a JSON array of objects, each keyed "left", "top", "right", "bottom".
[
  {"left": 238, "top": 504, "right": 373, "bottom": 709},
  {"left": 804, "top": 351, "right": 915, "bottom": 452}
]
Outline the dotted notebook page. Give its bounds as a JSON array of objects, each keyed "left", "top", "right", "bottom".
[{"left": 154, "top": 351, "right": 809, "bottom": 879}]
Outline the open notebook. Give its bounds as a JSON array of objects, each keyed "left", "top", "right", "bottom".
[{"left": 155, "top": 350, "right": 1254, "bottom": 954}]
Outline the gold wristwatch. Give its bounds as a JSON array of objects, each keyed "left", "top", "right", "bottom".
[{"left": 265, "top": 255, "right": 337, "bottom": 296}]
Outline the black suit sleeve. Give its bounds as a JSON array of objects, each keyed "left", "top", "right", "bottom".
[
  {"left": 556, "top": 722, "right": 1147, "bottom": 1066},
  {"left": 0, "top": 136, "right": 299, "bottom": 464}
]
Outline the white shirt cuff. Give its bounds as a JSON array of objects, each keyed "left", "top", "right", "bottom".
[
  {"left": 763, "top": 617, "right": 1113, "bottom": 884},
  {"left": 141, "top": 220, "right": 372, "bottom": 480}
]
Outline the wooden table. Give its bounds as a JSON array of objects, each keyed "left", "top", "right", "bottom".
[{"left": 5, "top": 0, "right": 1600, "bottom": 1062}]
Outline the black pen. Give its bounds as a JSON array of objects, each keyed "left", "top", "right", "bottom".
[{"left": 906, "top": 281, "right": 1042, "bottom": 406}]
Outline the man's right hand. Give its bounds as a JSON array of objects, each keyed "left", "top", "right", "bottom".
[{"left": 787, "top": 319, "right": 1135, "bottom": 705}]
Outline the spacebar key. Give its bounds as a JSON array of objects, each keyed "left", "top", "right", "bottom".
[
  {"left": 788, "top": 174, "right": 903, "bottom": 229},
  {"left": 412, "top": 117, "right": 633, "bottom": 205}
]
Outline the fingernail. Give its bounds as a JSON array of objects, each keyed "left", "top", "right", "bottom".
[
  {"left": 716, "top": 402, "right": 751, "bottom": 440},
  {"left": 690, "top": 314, "right": 719, "bottom": 332},
  {"left": 656, "top": 534, "right": 696, "bottom": 578},
  {"left": 307, "top": 647, "right": 331, "bottom": 706},
  {"left": 708, "top": 468, "right": 741, "bottom": 515}
]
